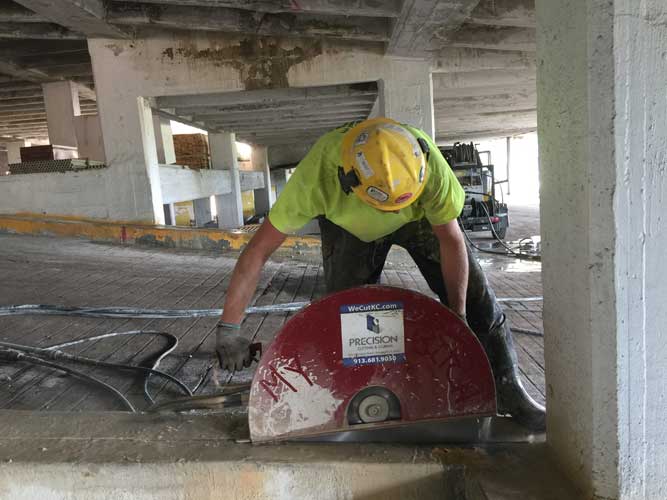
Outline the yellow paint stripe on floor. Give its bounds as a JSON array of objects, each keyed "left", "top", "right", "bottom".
[{"left": 0, "top": 213, "right": 320, "bottom": 251}]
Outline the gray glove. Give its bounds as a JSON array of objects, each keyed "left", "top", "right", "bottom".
[{"left": 215, "top": 321, "right": 253, "bottom": 371}]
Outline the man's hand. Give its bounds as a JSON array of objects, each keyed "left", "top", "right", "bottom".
[{"left": 216, "top": 322, "right": 253, "bottom": 371}]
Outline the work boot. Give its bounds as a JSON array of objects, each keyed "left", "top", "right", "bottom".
[{"left": 484, "top": 314, "right": 546, "bottom": 432}]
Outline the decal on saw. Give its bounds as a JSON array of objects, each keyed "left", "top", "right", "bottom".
[{"left": 339, "top": 301, "right": 405, "bottom": 366}]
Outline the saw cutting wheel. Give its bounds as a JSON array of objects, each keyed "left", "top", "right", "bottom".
[{"left": 248, "top": 285, "right": 497, "bottom": 443}]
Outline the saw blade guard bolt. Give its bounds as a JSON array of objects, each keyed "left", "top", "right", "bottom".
[{"left": 347, "top": 386, "right": 401, "bottom": 425}]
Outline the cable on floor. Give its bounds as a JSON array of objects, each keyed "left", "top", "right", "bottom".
[
  {"left": 0, "top": 330, "right": 249, "bottom": 413},
  {"left": 458, "top": 202, "right": 541, "bottom": 262}
]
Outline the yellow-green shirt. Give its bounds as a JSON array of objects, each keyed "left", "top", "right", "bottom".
[{"left": 268, "top": 123, "right": 465, "bottom": 243}]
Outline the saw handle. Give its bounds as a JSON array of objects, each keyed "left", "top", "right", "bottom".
[{"left": 250, "top": 342, "right": 262, "bottom": 364}]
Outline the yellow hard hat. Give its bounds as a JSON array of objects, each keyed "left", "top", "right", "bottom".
[{"left": 339, "top": 118, "right": 430, "bottom": 211}]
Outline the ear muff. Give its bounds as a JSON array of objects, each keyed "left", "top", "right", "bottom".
[
  {"left": 338, "top": 166, "right": 361, "bottom": 195},
  {"left": 417, "top": 137, "right": 430, "bottom": 161}
]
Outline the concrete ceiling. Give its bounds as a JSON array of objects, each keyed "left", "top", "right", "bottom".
[
  {"left": 0, "top": 0, "right": 536, "bottom": 144},
  {"left": 156, "top": 82, "right": 378, "bottom": 146}
]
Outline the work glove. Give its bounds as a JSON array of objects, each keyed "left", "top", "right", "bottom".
[{"left": 215, "top": 321, "right": 253, "bottom": 371}]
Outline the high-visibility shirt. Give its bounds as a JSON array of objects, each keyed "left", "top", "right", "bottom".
[{"left": 268, "top": 123, "right": 465, "bottom": 243}]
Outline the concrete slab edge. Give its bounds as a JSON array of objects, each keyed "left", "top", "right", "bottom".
[{"left": 0, "top": 213, "right": 321, "bottom": 252}]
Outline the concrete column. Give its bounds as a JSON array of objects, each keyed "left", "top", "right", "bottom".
[
  {"left": 193, "top": 197, "right": 212, "bottom": 226},
  {"left": 42, "top": 81, "right": 80, "bottom": 148},
  {"left": 271, "top": 169, "right": 288, "bottom": 199},
  {"left": 0, "top": 148, "right": 7, "bottom": 173},
  {"left": 537, "top": 0, "right": 667, "bottom": 498},
  {"left": 0, "top": 141, "right": 24, "bottom": 164},
  {"left": 378, "top": 61, "right": 434, "bottom": 138},
  {"left": 251, "top": 145, "right": 274, "bottom": 216},
  {"left": 163, "top": 204, "right": 175, "bottom": 225},
  {"left": 152, "top": 113, "right": 176, "bottom": 164},
  {"left": 210, "top": 132, "right": 243, "bottom": 229}
]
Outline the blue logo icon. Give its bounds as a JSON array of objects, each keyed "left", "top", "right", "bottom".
[{"left": 366, "top": 314, "right": 380, "bottom": 333}]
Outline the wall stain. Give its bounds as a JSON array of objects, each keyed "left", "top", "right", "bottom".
[
  {"left": 105, "top": 44, "right": 125, "bottom": 56},
  {"left": 161, "top": 38, "right": 323, "bottom": 90}
]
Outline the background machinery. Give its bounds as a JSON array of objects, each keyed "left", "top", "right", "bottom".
[{"left": 440, "top": 142, "right": 509, "bottom": 239}]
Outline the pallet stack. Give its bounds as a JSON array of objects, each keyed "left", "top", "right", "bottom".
[{"left": 173, "top": 134, "right": 210, "bottom": 170}]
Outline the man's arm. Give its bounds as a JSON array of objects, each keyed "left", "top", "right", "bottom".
[
  {"left": 220, "top": 219, "right": 287, "bottom": 324},
  {"left": 431, "top": 220, "right": 468, "bottom": 318}
]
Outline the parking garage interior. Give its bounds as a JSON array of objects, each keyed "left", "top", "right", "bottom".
[{"left": 0, "top": 1, "right": 665, "bottom": 499}]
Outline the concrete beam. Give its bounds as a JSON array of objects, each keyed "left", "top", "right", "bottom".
[
  {"left": 436, "top": 126, "right": 536, "bottom": 143},
  {"left": 468, "top": 0, "right": 535, "bottom": 28},
  {"left": 208, "top": 111, "right": 368, "bottom": 128},
  {"left": 108, "top": 4, "right": 390, "bottom": 42},
  {"left": 0, "top": 2, "right": 48, "bottom": 23},
  {"left": 0, "top": 96, "right": 96, "bottom": 108},
  {"left": 197, "top": 104, "right": 373, "bottom": 123},
  {"left": 433, "top": 83, "right": 536, "bottom": 99},
  {"left": 448, "top": 24, "right": 536, "bottom": 52},
  {"left": 19, "top": 50, "right": 91, "bottom": 68},
  {"left": 0, "top": 82, "right": 41, "bottom": 92},
  {"left": 437, "top": 108, "right": 536, "bottom": 126},
  {"left": 0, "top": 77, "right": 92, "bottom": 91},
  {"left": 431, "top": 47, "right": 535, "bottom": 73},
  {"left": 159, "top": 83, "right": 377, "bottom": 110},
  {"left": 433, "top": 68, "right": 535, "bottom": 92},
  {"left": 13, "top": 0, "right": 128, "bottom": 38},
  {"left": 239, "top": 170, "right": 264, "bottom": 191},
  {"left": 154, "top": 108, "right": 214, "bottom": 133},
  {"left": 226, "top": 120, "right": 355, "bottom": 134},
  {"left": 0, "top": 59, "right": 54, "bottom": 83},
  {"left": 435, "top": 113, "right": 536, "bottom": 139},
  {"left": 184, "top": 96, "right": 376, "bottom": 118},
  {"left": 0, "top": 22, "right": 84, "bottom": 39},
  {"left": 239, "top": 131, "right": 328, "bottom": 145},
  {"left": 116, "top": 0, "right": 403, "bottom": 17},
  {"left": 160, "top": 166, "right": 231, "bottom": 204},
  {"left": 435, "top": 92, "right": 536, "bottom": 116},
  {"left": 0, "top": 87, "right": 43, "bottom": 100},
  {"left": 0, "top": 39, "right": 88, "bottom": 58},
  {"left": 0, "top": 100, "right": 96, "bottom": 110},
  {"left": 388, "top": 0, "right": 481, "bottom": 56}
]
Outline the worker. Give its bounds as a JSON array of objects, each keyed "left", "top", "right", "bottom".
[{"left": 216, "top": 118, "right": 545, "bottom": 432}]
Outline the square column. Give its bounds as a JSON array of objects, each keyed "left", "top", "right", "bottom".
[
  {"left": 193, "top": 197, "right": 212, "bottom": 226},
  {"left": 0, "top": 140, "right": 24, "bottom": 164},
  {"left": 42, "top": 81, "right": 81, "bottom": 148},
  {"left": 251, "top": 145, "right": 274, "bottom": 216},
  {"left": 378, "top": 61, "right": 434, "bottom": 138},
  {"left": 163, "top": 204, "right": 175, "bottom": 226},
  {"left": 271, "top": 169, "right": 288, "bottom": 200},
  {"left": 537, "top": 0, "right": 667, "bottom": 498},
  {"left": 152, "top": 113, "right": 176, "bottom": 164},
  {"left": 210, "top": 132, "right": 243, "bottom": 229}
]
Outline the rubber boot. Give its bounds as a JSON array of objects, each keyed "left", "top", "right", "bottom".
[{"left": 484, "top": 314, "right": 546, "bottom": 432}]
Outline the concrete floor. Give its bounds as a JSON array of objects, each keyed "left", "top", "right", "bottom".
[
  {"left": 0, "top": 204, "right": 544, "bottom": 412},
  {"left": 0, "top": 206, "right": 569, "bottom": 499}
]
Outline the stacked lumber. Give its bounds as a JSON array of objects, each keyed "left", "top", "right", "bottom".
[{"left": 173, "top": 134, "right": 210, "bottom": 169}]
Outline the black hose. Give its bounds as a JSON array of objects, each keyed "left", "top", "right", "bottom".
[
  {"left": 46, "top": 330, "right": 191, "bottom": 404},
  {"left": 459, "top": 213, "right": 541, "bottom": 261},
  {"left": 0, "top": 333, "right": 192, "bottom": 404},
  {"left": 0, "top": 347, "right": 136, "bottom": 412}
]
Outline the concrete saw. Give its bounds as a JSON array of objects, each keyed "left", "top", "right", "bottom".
[{"left": 248, "top": 285, "right": 497, "bottom": 443}]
